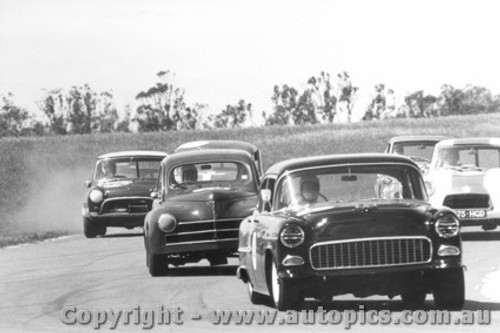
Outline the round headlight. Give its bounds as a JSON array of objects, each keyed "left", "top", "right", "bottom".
[
  {"left": 158, "top": 214, "right": 177, "bottom": 233},
  {"left": 280, "top": 224, "right": 305, "bottom": 248},
  {"left": 435, "top": 215, "right": 460, "bottom": 238},
  {"left": 89, "top": 189, "right": 104, "bottom": 203}
]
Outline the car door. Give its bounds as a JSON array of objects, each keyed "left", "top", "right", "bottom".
[
  {"left": 152, "top": 164, "right": 165, "bottom": 210},
  {"left": 248, "top": 177, "right": 276, "bottom": 293}
]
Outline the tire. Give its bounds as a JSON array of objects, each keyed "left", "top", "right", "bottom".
[
  {"left": 247, "top": 281, "right": 267, "bottom": 305},
  {"left": 401, "top": 288, "right": 426, "bottom": 309},
  {"left": 83, "top": 217, "right": 105, "bottom": 238},
  {"left": 268, "top": 259, "right": 302, "bottom": 311},
  {"left": 146, "top": 244, "right": 169, "bottom": 277},
  {"left": 432, "top": 268, "right": 465, "bottom": 310}
]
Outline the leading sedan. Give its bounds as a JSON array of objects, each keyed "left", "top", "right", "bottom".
[{"left": 237, "top": 154, "right": 464, "bottom": 311}]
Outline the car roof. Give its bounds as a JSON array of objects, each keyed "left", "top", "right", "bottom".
[
  {"left": 265, "top": 153, "right": 419, "bottom": 177},
  {"left": 163, "top": 148, "right": 254, "bottom": 167},
  {"left": 98, "top": 151, "right": 168, "bottom": 159},
  {"left": 388, "top": 135, "right": 449, "bottom": 144},
  {"left": 436, "top": 137, "right": 500, "bottom": 147},
  {"left": 175, "top": 140, "right": 259, "bottom": 154}
]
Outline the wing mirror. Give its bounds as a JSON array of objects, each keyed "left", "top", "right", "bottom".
[{"left": 84, "top": 180, "right": 92, "bottom": 188}]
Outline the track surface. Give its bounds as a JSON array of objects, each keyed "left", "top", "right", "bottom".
[{"left": 1, "top": 227, "right": 499, "bottom": 332}]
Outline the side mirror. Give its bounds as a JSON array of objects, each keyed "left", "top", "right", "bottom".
[
  {"left": 84, "top": 180, "right": 92, "bottom": 188},
  {"left": 261, "top": 189, "right": 271, "bottom": 203}
]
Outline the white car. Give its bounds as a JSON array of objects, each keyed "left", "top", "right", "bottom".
[
  {"left": 426, "top": 138, "right": 500, "bottom": 230},
  {"left": 385, "top": 136, "right": 448, "bottom": 174}
]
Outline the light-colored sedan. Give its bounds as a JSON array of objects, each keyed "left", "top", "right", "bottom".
[{"left": 426, "top": 137, "right": 500, "bottom": 230}]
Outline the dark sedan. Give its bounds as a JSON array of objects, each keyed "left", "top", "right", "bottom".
[
  {"left": 144, "top": 148, "right": 260, "bottom": 276},
  {"left": 237, "top": 153, "right": 464, "bottom": 311},
  {"left": 82, "top": 151, "right": 167, "bottom": 238}
]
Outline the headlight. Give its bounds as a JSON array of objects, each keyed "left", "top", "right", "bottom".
[
  {"left": 158, "top": 214, "right": 177, "bottom": 233},
  {"left": 435, "top": 215, "right": 460, "bottom": 238},
  {"left": 280, "top": 224, "right": 305, "bottom": 248},
  {"left": 89, "top": 190, "right": 104, "bottom": 203}
]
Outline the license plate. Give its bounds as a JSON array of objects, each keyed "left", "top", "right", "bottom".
[{"left": 455, "top": 209, "right": 487, "bottom": 219}]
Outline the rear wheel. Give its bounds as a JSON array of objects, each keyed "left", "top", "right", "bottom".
[
  {"left": 268, "top": 259, "right": 302, "bottom": 311},
  {"left": 432, "top": 268, "right": 465, "bottom": 310},
  {"left": 83, "top": 217, "right": 106, "bottom": 238}
]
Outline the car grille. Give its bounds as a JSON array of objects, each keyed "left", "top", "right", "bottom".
[
  {"left": 101, "top": 198, "right": 152, "bottom": 214},
  {"left": 165, "top": 218, "right": 241, "bottom": 245},
  {"left": 443, "top": 194, "right": 490, "bottom": 209},
  {"left": 309, "top": 237, "right": 432, "bottom": 270}
]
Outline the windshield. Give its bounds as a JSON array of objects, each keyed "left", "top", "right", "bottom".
[
  {"left": 392, "top": 142, "right": 437, "bottom": 161},
  {"left": 274, "top": 164, "right": 426, "bottom": 210},
  {"left": 432, "top": 146, "right": 500, "bottom": 170},
  {"left": 94, "top": 158, "right": 161, "bottom": 181},
  {"left": 168, "top": 161, "right": 256, "bottom": 192}
]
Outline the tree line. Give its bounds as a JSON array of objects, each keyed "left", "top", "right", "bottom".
[{"left": 1, "top": 70, "right": 500, "bottom": 138}]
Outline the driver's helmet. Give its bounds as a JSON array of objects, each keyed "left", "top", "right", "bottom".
[{"left": 299, "top": 174, "right": 320, "bottom": 204}]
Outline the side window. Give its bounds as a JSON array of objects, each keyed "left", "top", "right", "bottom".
[
  {"left": 257, "top": 177, "right": 275, "bottom": 212},
  {"left": 157, "top": 165, "right": 165, "bottom": 199}
]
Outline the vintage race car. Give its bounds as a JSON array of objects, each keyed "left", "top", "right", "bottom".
[
  {"left": 82, "top": 151, "right": 167, "bottom": 238},
  {"left": 175, "top": 140, "right": 264, "bottom": 176},
  {"left": 144, "top": 148, "right": 260, "bottom": 276},
  {"left": 385, "top": 136, "right": 448, "bottom": 173},
  {"left": 426, "top": 137, "right": 500, "bottom": 230},
  {"left": 237, "top": 154, "right": 464, "bottom": 311}
]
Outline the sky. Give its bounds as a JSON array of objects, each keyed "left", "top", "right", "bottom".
[{"left": 1, "top": 0, "right": 500, "bottom": 120}]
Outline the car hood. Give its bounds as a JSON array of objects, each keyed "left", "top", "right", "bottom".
[
  {"left": 427, "top": 168, "right": 500, "bottom": 206},
  {"left": 282, "top": 200, "right": 432, "bottom": 242},
  {"left": 96, "top": 179, "right": 156, "bottom": 198},
  {"left": 164, "top": 188, "right": 257, "bottom": 221}
]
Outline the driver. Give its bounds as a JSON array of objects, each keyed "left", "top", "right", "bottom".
[
  {"left": 297, "top": 174, "right": 321, "bottom": 205},
  {"left": 99, "top": 160, "right": 116, "bottom": 179},
  {"left": 182, "top": 164, "right": 198, "bottom": 183},
  {"left": 439, "top": 149, "right": 459, "bottom": 167}
]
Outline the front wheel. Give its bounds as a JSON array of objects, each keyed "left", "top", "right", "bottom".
[
  {"left": 401, "top": 288, "right": 426, "bottom": 309},
  {"left": 83, "top": 217, "right": 106, "bottom": 238},
  {"left": 268, "top": 259, "right": 302, "bottom": 311},
  {"left": 146, "top": 243, "right": 169, "bottom": 277},
  {"left": 432, "top": 268, "right": 465, "bottom": 310},
  {"left": 247, "top": 281, "right": 267, "bottom": 305}
]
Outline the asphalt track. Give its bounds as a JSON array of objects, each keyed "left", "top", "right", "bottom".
[{"left": 1, "top": 227, "right": 499, "bottom": 332}]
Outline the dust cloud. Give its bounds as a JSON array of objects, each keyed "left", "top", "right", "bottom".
[{"left": 12, "top": 167, "right": 90, "bottom": 235}]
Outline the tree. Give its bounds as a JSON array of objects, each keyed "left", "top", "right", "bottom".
[
  {"left": 37, "top": 85, "right": 117, "bottom": 134},
  {"left": 38, "top": 89, "right": 68, "bottom": 135},
  {"left": 336, "top": 71, "right": 358, "bottom": 123},
  {"left": 133, "top": 70, "right": 203, "bottom": 131},
  {"left": 212, "top": 100, "right": 251, "bottom": 128},
  {"left": 0, "top": 93, "right": 32, "bottom": 137},
  {"left": 438, "top": 85, "right": 464, "bottom": 116}
]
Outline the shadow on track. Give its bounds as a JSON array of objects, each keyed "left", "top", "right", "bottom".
[
  {"left": 100, "top": 231, "right": 144, "bottom": 238},
  {"left": 166, "top": 264, "right": 238, "bottom": 277},
  {"left": 462, "top": 231, "right": 500, "bottom": 242}
]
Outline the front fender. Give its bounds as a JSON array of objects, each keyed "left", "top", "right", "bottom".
[{"left": 144, "top": 207, "right": 173, "bottom": 252}]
